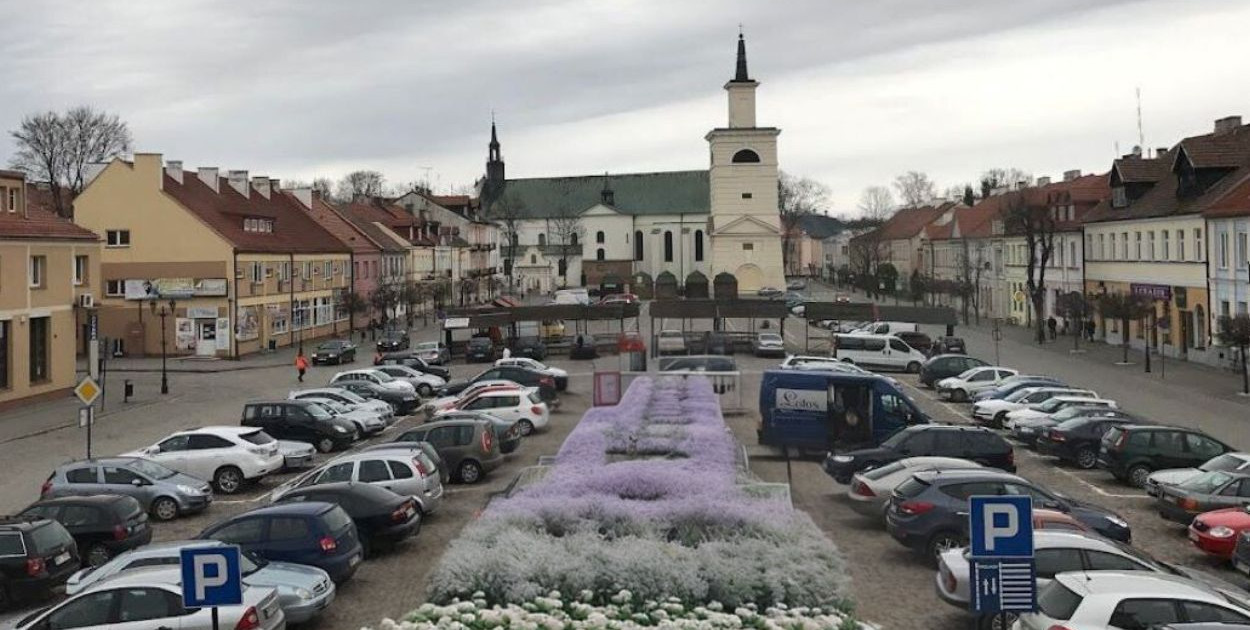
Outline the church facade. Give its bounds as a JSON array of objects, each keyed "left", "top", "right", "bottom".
[{"left": 479, "top": 35, "right": 784, "bottom": 295}]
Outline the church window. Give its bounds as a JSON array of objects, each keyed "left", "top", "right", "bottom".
[
  {"left": 743, "top": 243, "right": 754, "bottom": 251},
  {"left": 538, "top": 233, "right": 546, "bottom": 246},
  {"left": 731, "top": 149, "right": 761, "bottom": 163},
  {"left": 663, "top": 231, "right": 674, "bottom": 262},
  {"left": 742, "top": 193, "right": 753, "bottom": 199},
  {"left": 694, "top": 230, "right": 704, "bottom": 261},
  {"left": 596, "top": 230, "right": 605, "bottom": 243},
  {"left": 596, "top": 248, "right": 605, "bottom": 261},
  {"left": 558, "top": 259, "right": 567, "bottom": 276},
  {"left": 570, "top": 233, "right": 579, "bottom": 246},
  {"left": 530, "top": 254, "right": 536, "bottom": 264},
  {"left": 634, "top": 231, "right": 644, "bottom": 261}
]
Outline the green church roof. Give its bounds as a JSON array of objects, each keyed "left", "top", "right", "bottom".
[{"left": 486, "top": 170, "right": 709, "bottom": 219}]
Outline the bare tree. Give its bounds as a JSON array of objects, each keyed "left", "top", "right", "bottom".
[
  {"left": 892, "top": 171, "right": 936, "bottom": 208},
  {"left": 1098, "top": 293, "right": 1152, "bottom": 364},
  {"left": 956, "top": 237, "right": 989, "bottom": 324},
  {"left": 1003, "top": 191, "right": 1056, "bottom": 344},
  {"left": 9, "top": 106, "right": 132, "bottom": 217},
  {"left": 778, "top": 172, "right": 832, "bottom": 275},
  {"left": 848, "top": 229, "right": 886, "bottom": 298},
  {"left": 487, "top": 193, "right": 528, "bottom": 294},
  {"left": 979, "top": 167, "right": 1033, "bottom": 199},
  {"left": 857, "top": 185, "right": 894, "bottom": 221},
  {"left": 312, "top": 177, "right": 335, "bottom": 201},
  {"left": 546, "top": 207, "right": 585, "bottom": 287},
  {"left": 337, "top": 170, "right": 386, "bottom": 201},
  {"left": 1217, "top": 314, "right": 1250, "bottom": 395}
]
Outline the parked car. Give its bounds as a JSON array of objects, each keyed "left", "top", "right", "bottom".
[
  {"left": 1015, "top": 572, "right": 1250, "bottom": 630},
  {"left": 466, "top": 337, "right": 499, "bottom": 363},
  {"left": 411, "top": 341, "right": 451, "bottom": 365},
  {"left": 359, "top": 441, "right": 449, "bottom": 486},
  {"left": 374, "top": 364, "right": 446, "bottom": 398},
  {"left": 450, "top": 365, "right": 558, "bottom": 403},
  {"left": 1234, "top": 528, "right": 1250, "bottom": 575},
  {"left": 375, "top": 329, "right": 410, "bottom": 352},
  {"left": 63, "top": 539, "right": 335, "bottom": 623},
  {"left": 1003, "top": 395, "right": 1117, "bottom": 432},
  {"left": 19, "top": 495, "right": 151, "bottom": 568},
  {"left": 692, "top": 331, "right": 733, "bottom": 355},
  {"left": 41, "top": 458, "right": 212, "bottom": 522},
  {"left": 1148, "top": 452, "right": 1250, "bottom": 497},
  {"left": 426, "top": 380, "right": 534, "bottom": 416},
  {"left": 332, "top": 379, "right": 421, "bottom": 415},
  {"left": 895, "top": 331, "right": 933, "bottom": 354},
  {"left": 971, "top": 387, "right": 1096, "bottom": 428},
  {"left": 786, "top": 279, "right": 807, "bottom": 291},
  {"left": 304, "top": 398, "right": 386, "bottom": 435},
  {"left": 273, "top": 448, "right": 443, "bottom": 515},
  {"left": 329, "top": 368, "right": 417, "bottom": 399},
  {"left": 198, "top": 502, "right": 364, "bottom": 583},
  {"left": 657, "top": 330, "right": 687, "bottom": 355},
  {"left": 277, "top": 483, "right": 421, "bottom": 556},
  {"left": 123, "top": 426, "right": 284, "bottom": 494},
  {"left": 1010, "top": 404, "right": 1130, "bottom": 447},
  {"left": 512, "top": 337, "right": 548, "bottom": 360},
  {"left": 13, "top": 567, "right": 286, "bottom": 630},
  {"left": 831, "top": 333, "right": 929, "bottom": 372},
  {"left": 751, "top": 332, "right": 786, "bottom": 357},
  {"left": 886, "top": 469, "right": 1131, "bottom": 563},
  {"left": 0, "top": 515, "right": 79, "bottom": 607},
  {"left": 1099, "top": 424, "right": 1234, "bottom": 488},
  {"left": 392, "top": 419, "right": 504, "bottom": 484},
  {"left": 289, "top": 387, "right": 395, "bottom": 420},
  {"left": 757, "top": 286, "right": 783, "bottom": 298},
  {"left": 429, "top": 410, "right": 523, "bottom": 454},
  {"left": 436, "top": 389, "right": 549, "bottom": 436},
  {"left": 1188, "top": 506, "right": 1250, "bottom": 560},
  {"left": 930, "top": 336, "right": 967, "bottom": 355},
  {"left": 935, "top": 366, "right": 1019, "bottom": 402},
  {"left": 311, "top": 339, "right": 356, "bottom": 365},
  {"left": 496, "top": 356, "right": 569, "bottom": 391},
  {"left": 823, "top": 424, "right": 1015, "bottom": 484},
  {"left": 918, "top": 354, "right": 990, "bottom": 387},
  {"left": 846, "top": 456, "right": 982, "bottom": 520},
  {"left": 242, "top": 400, "right": 358, "bottom": 453},
  {"left": 1157, "top": 471, "right": 1250, "bottom": 525},
  {"left": 374, "top": 351, "right": 451, "bottom": 380},
  {"left": 971, "top": 375, "right": 1067, "bottom": 402},
  {"left": 278, "top": 441, "right": 316, "bottom": 471},
  {"left": 1036, "top": 412, "right": 1148, "bottom": 470}
]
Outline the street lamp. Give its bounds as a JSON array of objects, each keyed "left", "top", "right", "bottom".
[{"left": 148, "top": 298, "right": 176, "bottom": 395}]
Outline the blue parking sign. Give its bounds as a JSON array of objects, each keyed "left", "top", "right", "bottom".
[
  {"left": 969, "top": 496, "right": 1033, "bottom": 558},
  {"left": 180, "top": 546, "right": 243, "bottom": 608},
  {"left": 971, "top": 559, "right": 1037, "bottom": 613}
]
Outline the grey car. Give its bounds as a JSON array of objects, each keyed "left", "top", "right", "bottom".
[
  {"left": 272, "top": 448, "right": 444, "bottom": 514},
  {"left": 393, "top": 419, "right": 504, "bottom": 484},
  {"left": 64, "top": 539, "right": 336, "bottom": 623},
  {"left": 42, "top": 457, "right": 213, "bottom": 521}
]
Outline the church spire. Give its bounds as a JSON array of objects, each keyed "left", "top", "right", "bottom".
[
  {"left": 485, "top": 116, "right": 505, "bottom": 191},
  {"left": 733, "top": 31, "right": 750, "bottom": 83}
]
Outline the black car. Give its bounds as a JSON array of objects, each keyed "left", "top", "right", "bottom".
[
  {"left": 0, "top": 516, "right": 79, "bottom": 607},
  {"left": 19, "top": 495, "right": 152, "bottom": 568},
  {"left": 466, "top": 337, "right": 498, "bottom": 363},
  {"left": 376, "top": 329, "right": 410, "bottom": 352},
  {"left": 918, "top": 354, "right": 989, "bottom": 387},
  {"left": 373, "top": 351, "right": 451, "bottom": 380},
  {"left": 822, "top": 425, "right": 1014, "bottom": 484},
  {"left": 930, "top": 336, "right": 967, "bottom": 356},
  {"left": 1035, "top": 412, "right": 1147, "bottom": 469},
  {"left": 440, "top": 366, "right": 559, "bottom": 403},
  {"left": 242, "top": 400, "right": 358, "bottom": 453},
  {"left": 512, "top": 337, "right": 547, "bottom": 360},
  {"left": 276, "top": 482, "right": 420, "bottom": 556},
  {"left": 334, "top": 380, "right": 420, "bottom": 415},
  {"left": 896, "top": 331, "right": 932, "bottom": 354},
  {"left": 1098, "top": 425, "right": 1233, "bottom": 488},
  {"left": 311, "top": 339, "right": 356, "bottom": 365}
]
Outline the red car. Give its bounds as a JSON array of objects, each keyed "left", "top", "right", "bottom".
[
  {"left": 599, "top": 293, "right": 638, "bottom": 305},
  {"left": 1188, "top": 507, "right": 1250, "bottom": 559}
]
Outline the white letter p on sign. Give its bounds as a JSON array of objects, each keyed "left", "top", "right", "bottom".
[
  {"left": 983, "top": 504, "right": 1018, "bottom": 552},
  {"left": 193, "top": 554, "right": 228, "bottom": 601}
]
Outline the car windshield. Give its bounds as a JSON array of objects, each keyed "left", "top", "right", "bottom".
[
  {"left": 861, "top": 460, "right": 907, "bottom": 480},
  {"left": 370, "top": 371, "right": 396, "bottom": 382},
  {"left": 0, "top": 532, "right": 25, "bottom": 556},
  {"left": 306, "top": 404, "right": 334, "bottom": 420},
  {"left": 1180, "top": 471, "right": 1235, "bottom": 493},
  {"left": 1202, "top": 454, "right": 1249, "bottom": 472},
  {"left": 881, "top": 429, "right": 917, "bottom": 449},
  {"left": 128, "top": 459, "right": 177, "bottom": 480},
  {"left": 241, "top": 551, "right": 264, "bottom": 575},
  {"left": 332, "top": 390, "right": 366, "bottom": 404},
  {"left": 319, "top": 341, "right": 344, "bottom": 350},
  {"left": 239, "top": 430, "right": 275, "bottom": 446},
  {"left": 955, "top": 368, "right": 982, "bottom": 379},
  {"left": 416, "top": 342, "right": 440, "bottom": 351},
  {"left": 1036, "top": 398, "right": 1070, "bottom": 413},
  {"left": 1003, "top": 389, "right": 1037, "bottom": 402},
  {"left": 1050, "top": 407, "right": 1091, "bottom": 421},
  {"left": 1036, "top": 581, "right": 1083, "bottom": 620},
  {"left": 383, "top": 332, "right": 404, "bottom": 340},
  {"left": 759, "top": 334, "right": 782, "bottom": 342}
]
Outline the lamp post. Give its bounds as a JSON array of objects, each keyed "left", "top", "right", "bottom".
[{"left": 148, "top": 298, "right": 176, "bottom": 395}]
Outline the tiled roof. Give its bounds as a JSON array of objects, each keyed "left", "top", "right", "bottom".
[
  {"left": 1205, "top": 174, "right": 1250, "bottom": 218},
  {"left": 1111, "top": 156, "right": 1169, "bottom": 183},
  {"left": 0, "top": 205, "right": 98, "bottom": 240},
  {"left": 487, "top": 170, "right": 709, "bottom": 219},
  {"left": 874, "top": 203, "right": 950, "bottom": 240},
  {"left": 294, "top": 193, "right": 379, "bottom": 256},
  {"left": 796, "top": 213, "right": 844, "bottom": 239},
  {"left": 338, "top": 200, "right": 423, "bottom": 249},
  {"left": 162, "top": 175, "right": 350, "bottom": 254}
]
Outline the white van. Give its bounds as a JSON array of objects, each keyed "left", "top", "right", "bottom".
[
  {"left": 850, "top": 321, "right": 919, "bottom": 336},
  {"left": 553, "top": 288, "right": 590, "bottom": 305},
  {"left": 832, "top": 334, "right": 927, "bottom": 373}
]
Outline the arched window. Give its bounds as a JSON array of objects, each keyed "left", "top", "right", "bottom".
[
  {"left": 570, "top": 233, "right": 579, "bottom": 246},
  {"left": 557, "top": 259, "right": 567, "bottom": 276},
  {"left": 596, "top": 248, "right": 605, "bottom": 261},
  {"left": 634, "top": 231, "right": 644, "bottom": 261},
  {"left": 731, "top": 149, "right": 761, "bottom": 163},
  {"left": 538, "top": 233, "right": 546, "bottom": 246},
  {"left": 530, "top": 254, "right": 536, "bottom": 264},
  {"left": 663, "top": 231, "right": 674, "bottom": 262},
  {"left": 595, "top": 230, "right": 605, "bottom": 243},
  {"left": 694, "top": 229, "right": 704, "bottom": 262}
]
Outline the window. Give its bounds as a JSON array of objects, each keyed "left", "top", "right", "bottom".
[
  {"left": 663, "top": 231, "right": 673, "bottom": 262},
  {"left": 1197, "top": 228, "right": 1205, "bottom": 261},
  {"left": 537, "top": 233, "right": 546, "bottom": 247},
  {"left": 1134, "top": 231, "right": 1141, "bottom": 259},
  {"left": 731, "top": 149, "right": 761, "bottom": 163},
  {"left": 1162, "top": 230, "right": 1170, "bottom": 260},
  {"left": 157, "top": 435, "right": 191, "bottom": 452},
  {"left": 324, "top": 261, "right": 332, "bottom": 278},
  {"left": 595, "top": 230, "right": 605, "bottom": 243},
  {"left": 1240, "top": 301, "right": 1249, "bottom": 315},
  {"left": 388, "top": 461, "right": 414, "bottom": 479},
  {"left": 1033, "top": 548, "right": 1085, "bottom": 579},
  {"left": 102, "top": 279, "right": 124, "bottom": 297},
  {"left": 1239, "top": 232, "right": 1248, "bottom": 267},
  {"left": 29, "top": 316, "right": 49, "bottom": 383},
  {"left": 29, "top": 255, "right": 45, "bottom": 288},
  {"left": 187, "top": 434, "right": 233, "bottom": 450},
  {"left": 1069, "top": 241, "right": 1077, "bottom": 267},
  {"left": 7, "top": 187, "right": 16, "bottom": 211},
  {"left": 358, "top": 460, "right": 391, "bottom": 482},
  {"left": 65, "top": 467, "right": 97, "bottom": 483},
  {"left": 529, "top": 254, "right": 536, "bottom": 264},
  {"left": 1082, "top": 550, "right": 1147, "bottom": 571},
  {"left": 73, "top": 255, "right": 88, "bottom": 285},
  {"left": 1223, "top": 301, "right": 1232, "bottom": 317},
  {"left": 317, "top": 462, "right": 355, "bottom": 483},
  {"left": 1111, "top": 186, "right": 1127, "bottom": 207},
  {"left": 743, "top": 242, "right": 754, "bottom": 251},
  {"left": 117, "top": 588, "right": 185, "bottom": 623},
  {"left": 0, "top": 321, "right": 7, "bottom": 390},
  {"left": 102, "top": 466, "right": 142, "bottom": 485},
  {"left": 1108, "top": 599, "right": 1181, "bottom": 629},
  {"left": 106, "top": 229, "right": 131, "bottom": 247},
  {"left": 1098, "top": 234, "right": 1105, "bottom": 259},
  {"left": 1180, "top": 601, "right": 1250, "bottom": 624},
  {"left": 250, "top": 262, "right": 263, "bottom": 283},
  {"left": 741, "top": 192, "right": 753, "bottom": 199},
  {"left": 268, "top": 517, "right": 310, "bottom": 541},
  {"left": 1109, "top": 233, "right": 1117, "bottom": 260},
  {"left": 596, "top": 248, "right": 604, "bottom": 261},
  {"left": 1147, "top": 231, "right": 1156, "bottom": 260},
  {"left": 46, "top": 591, "right": 116, "bottom": 629},
  {"left": 1220, "top": 231, "right": 1230, "bottom": 268},
  {"left": 1178, "top": 229, "right": 1186, "bottom": 260},
  {"left": 570, "top": 233, "right": 579, "bottom": 246},
  {"left": 633, "top": 230, "right": 644, "bottom": 261},
  {"left": 1085, "top": 234, "right": 1092, "bottom": 258},
  {"left": 243, "top": 217, "right": 274, "bottom": 233},
  {"left": 211, "top": 519, "right": 265, "bottom": 545},
  {"left": 694, "top": 229, "right": 704, "bottom": 261}
]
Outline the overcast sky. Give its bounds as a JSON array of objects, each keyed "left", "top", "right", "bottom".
[{"left": 5, "top": 0, "right": 1250, "bottom": 214}]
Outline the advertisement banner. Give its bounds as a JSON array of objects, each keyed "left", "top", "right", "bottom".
[
  {"left": 124, "top": 278, "right": 226, "bottom": 300},
  {"left": 1130, "top": 283, "right": 1171, "bottom": 301},
  {"left": 235, "top": 306, "right": 259, "bottom": 341},
  {"left": 215, "top": 318, "right": 231, "bottom": 350},
  {"left": 194, "top": 279, "right": 228, "bottom": 296},
  {"left": 174, "top": 318, "right": 196, "bottom": 351},
  {"left": 187, "top": 306, "right": 219, "bottom": 319}
]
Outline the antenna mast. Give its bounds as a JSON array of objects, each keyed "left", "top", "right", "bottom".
[{"left": 1136, "top": 87, "right": 1146, "bottom": 156}]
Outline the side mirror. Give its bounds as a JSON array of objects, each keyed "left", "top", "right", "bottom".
[
  {"left": 147, "top": 445, "right": 160, "bottom": 454},
  {"left": 130, "top": 478, "right": 144, "bottom": 487}
]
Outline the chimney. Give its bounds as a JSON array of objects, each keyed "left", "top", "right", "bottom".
[
  {"left": 198, "top": 167, "right": 220, "bottom": 192},
  {"left": 227, "top": 170, "right": 249, "bottom": 196},
  {"left": 1036, "top": 176, "right": 1051, "bottom": 186},
  {"left": 291, "top": 187, "right": 313, "bottom": 209},
  {"left": 1214, "top": 115, "right": 1243, "bottom": 134},
  {"left": 251, "top": 176, "right": 270, "bottom": 199},
  {"left": 1063, "top": 169, "right": 1081, "bottom": 181},
  {"left": 269, "top": 178, "right": 280, "bottom": 192},
  {"left": 1156, "top": 146, "right": 1169, "bottom": 157},
  {"left": 164, "top": 160, "right": 183, "bottom": 184}
]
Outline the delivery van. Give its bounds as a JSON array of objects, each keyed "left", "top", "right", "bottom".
[
  {"left": 758, "top": 369, "right": 929, "bottom": 451},
  {"left": 832, "top": 333, "right": 928, "bottom": 372}
]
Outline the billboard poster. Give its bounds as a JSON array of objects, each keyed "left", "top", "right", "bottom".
[
  {"left": 194, "top": 279, "right": 228, "bottom": 296},
  {"left": 235, "top": 306, "right": 259, "bottom": 341},
  {"left": 174, "top": 318, "right": 196, "bottom": 351},
  {"left": 124, "top": 278, "right": 226, "bottom": 300},
  {"left": 215, "top": 318, "right": 231, "bottom": 350}
]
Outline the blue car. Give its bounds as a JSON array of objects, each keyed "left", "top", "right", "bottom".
[
  {"left": 198, "top": 501, "right": 364, "bottom": 583},
  {"left": 971, "top": 375, "right": 1065, "bottom": 402}
]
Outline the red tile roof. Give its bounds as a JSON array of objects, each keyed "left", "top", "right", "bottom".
[
  {"left": 874, "top": 203, "right": 951, "bottom": 240},
  {"left": 0, "top": 205, "right": 98, "bottom": 240},
  {"left": 1205, "top": 174, "right": 1250, "bottom": 218},
  {"left": 162, "top": 174, "right": 349, "bottom": 254},
  {"left": 1111, "top": 156, "right": 1169, "bottom": 183},
  {"left": 292, "top": 193, "right": 379, "bottom": 256},
  {"left": 338, "top": 200, "right": 425, "bottom": 248}
]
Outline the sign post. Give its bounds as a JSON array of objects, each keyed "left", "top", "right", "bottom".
[
  {"left": 74, "top": 376, "right": 102, "bottom": 458},
  {"left": 969, "top": 496, "right": 1036, "bottom": 627},
  {"left": 181, "top": 545, "right": 243, "bottom": 630}
]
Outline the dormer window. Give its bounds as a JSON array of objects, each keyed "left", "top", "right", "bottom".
[
  {"left": 243, "top": 217, "right": 274, "bottom": 233},
  {"left": 1111, "top": 187, "right": 1128, "bottom": 208}
]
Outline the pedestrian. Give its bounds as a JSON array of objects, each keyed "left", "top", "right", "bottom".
[
  {"left": 502, "top": 346, "right": 512, "bottom": 359},
  {"left": 1061, "top": 319, "right": 1069, "bottom": 336},
  {"left": 1085, "top": 319, "right": 1096, "bottom": 341},
  {"left": 1046, "top": 316, "right": 1057, "bottom": 340},
  {"left": 295, "top": 351, "right": 309, "bottom": 383}
]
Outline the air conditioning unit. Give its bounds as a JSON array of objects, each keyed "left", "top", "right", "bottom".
[{"left": 78, "top": 293, "right": 95, "bottom": 308}]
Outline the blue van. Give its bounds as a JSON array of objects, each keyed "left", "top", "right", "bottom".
[{"left": 758, "top": 369, "right": 930, "bottom": 451}]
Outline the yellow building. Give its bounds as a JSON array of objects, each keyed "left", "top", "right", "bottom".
[
  {"left": 0, "top": 170, "right": 100, "bottom": 410},
  {"left": 73, "top": 155, "right": 352, "bottom": 358}
]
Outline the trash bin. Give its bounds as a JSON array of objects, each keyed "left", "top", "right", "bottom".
[
  {"left": 618, "top": 332, "right": 646, "bottom": 372},
  {"left": 124, "top": 380, "right": 134, "bottom": 402},
  {"left": 268, "top": 339, "right": 277, "bottom": 351}
]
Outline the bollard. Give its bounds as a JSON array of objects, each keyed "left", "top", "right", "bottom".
[{"left": 124, "top": 379, "right": 134, "bottom": 403}]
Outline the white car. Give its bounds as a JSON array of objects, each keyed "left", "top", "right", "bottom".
[
  {"left": 303, "top": 397, "right": 387, "bottom": 435},
  {"left": 971, "top": 387, "right": 1096, "bottom": 426},
  {"left": 374, "top": 364, "right": 446, "bottom": 397},
  {"left": 495, "top": 357, "right": 569, "bottom": 391},
  {"left": 289, "top": 387, "right": 394, "bottom": 420},
  {"left": 1002, "top": 396, "right": 1116, "bottom": 430},
  {"left": 437, "top": 388, "right": 550, "bottom": 435},
  {"left": 17, "top": 567, "right": 285, "bottom": 630},
  {"left": 330, "top": 368, "right": 417, "bottom": 396},
  {"left": 657, "top": 330, "right": 687, "bottom": 354},
  {"left": 1015, "top": 571, "right": 1250, "bottom": 630},
  {"left": 780, "top": 355, "right": 853, "bottom": 371},
  {"left": 935, "top": 367, "right": 1019, "bottom": 402},
  {"left": 1146, "top": 452, "right": 1250, "bottom": 497},
  {"left": 123, "top": 426, "right": 283, "bottom": 494},
  {"left": 424, "top": 380, "right": 534, "bottom": 416}
]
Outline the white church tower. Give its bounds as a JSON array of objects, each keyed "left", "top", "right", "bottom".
[{"left": 706, "top": 33, "right": 784, "bottom": 292}]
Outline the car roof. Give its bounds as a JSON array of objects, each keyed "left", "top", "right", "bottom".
[
  {"left": 472, "top": 390, "right": 526, "bottom": 398},
  {"left": 420, "top": 418, "right": 486, "bottom": 429},
  {"left": 1055, "top": 570, "right": 1230, "bottom": 600},
  {"left": 282, "top": 481, "right": 399, "bottom": 501},
  {"left": 1031, "top": 529, "right": 1133, "bottom": 552},
  {"left": 82, "top": 567, "right": 185, "bottom": 591},
  {"left": 912, "top": 468, "right": 1023, "bottom": 484},
  {"left": 234, "top": 501, "right": 337, "bottom": 518},
  {"left": 56, "top": 456, "right": 143, "bottom": 468},
  {"left": 30, "top": 495, "right": 133, "bottom": 507},
  {"left": 174, "top": 426, "right": 260, "bottom": 437}
]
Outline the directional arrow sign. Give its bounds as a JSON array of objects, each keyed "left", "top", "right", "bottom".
[{"left": 74, "top": 377, "right": 101, "bottom": 406}]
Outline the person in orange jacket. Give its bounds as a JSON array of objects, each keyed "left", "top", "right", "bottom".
[{"left": 295, "top": 351, "right": 309, "bottom": 382}]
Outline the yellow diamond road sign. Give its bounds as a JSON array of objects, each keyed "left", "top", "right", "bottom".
[{"left": 74, "top": 377, "right": 101, "bottom": 406}]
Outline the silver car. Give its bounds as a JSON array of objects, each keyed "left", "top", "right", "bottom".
[
  {"left": 65, "top": 539, "right": 335, "bottom": 623},
  {"left": 272, "top": 448, "right": 444, "bottom": 514},
  {"left": 42, "top": 457, "right": 213, "bottom": 521},
  {"left": 847, "top": 457, "right": 982, "bottom": 520},
  {"left": 304, "top": 398, "right": 387, "bottom": 434},
  {"left": 289, "top": 387, "right": 394, "bottom": 421},
  {"left": 374, "top": 364, "right": 446, "bottom": 398}
]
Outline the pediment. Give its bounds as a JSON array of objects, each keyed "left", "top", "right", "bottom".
[{"left": 711, "top": 214, "right": 780, "bottom": 235}]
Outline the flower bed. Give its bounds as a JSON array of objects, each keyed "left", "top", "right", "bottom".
[{"left": 377, "top": 377, "right": 860, "bottom": 629}]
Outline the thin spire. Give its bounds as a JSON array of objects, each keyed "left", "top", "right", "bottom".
[
  {"left": 489, "top": 114, "right": 499, "bottom": 148},
  {"left": 733, "top": 31, "right": 750, "bottom": 82}
]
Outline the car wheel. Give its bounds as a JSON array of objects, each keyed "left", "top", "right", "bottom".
[
  {"left": 906, "top": 362, "right": 922, "bottom": 374},
  {"left": 457, "top": 460, "right": 483, "bottom": 484},
  {"left": 993, "top": 411, "right": 1008, "bottom": 429},
  {"left": 316, "top": 438, "right": 336, "bottom": 454},
  {"left": 951, "top": 389, "right": 967, "bottom": 403},
  {"left": 926, "top": 531, "right": 966, "bottom": 566},
  {"left": 213, "top": 466, "right": 244, "bottom": 495},
  {"left": 0, "top": 584, "right": 8, "bottom": 610},
  {"left": 1074, "top": 447, "right": 1098, "bottom": 470},
  {"left": 977, "top": 612, "right": 1017, "bottom": 630},
  {"left": 150, "top": 497, "right": 179, "bottom": 521},
  {"left": 516, "top": 419, "right": 535, "bottom": 436},
  {"left": 1128, "top": 464, "right": 1151, "bottom": 488},
  {"left": 418, "top": 383, "right": 433, "bottom": 397},
  {"left": 85, "top": 543, "right": 112, "bottom": 567}
]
